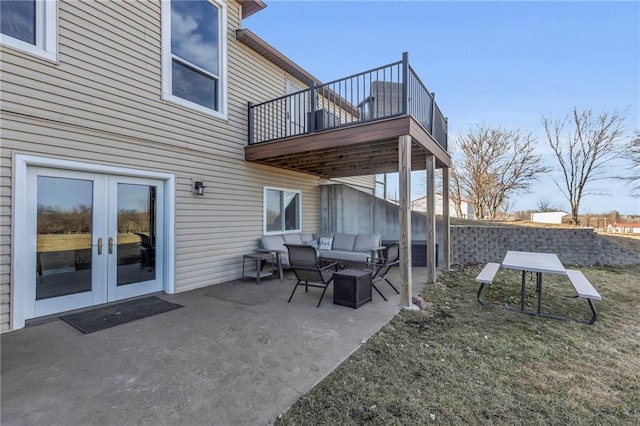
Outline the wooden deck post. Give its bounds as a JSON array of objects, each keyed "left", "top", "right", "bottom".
[
  {"left": 442, "top": 167, "right": 451, "bottom": 270},
  {"left": 426, "top": 154, "right": 436, "bottom": 283},
  {"left": 398, "top": 135, "right": 414, "bottom": 308}
]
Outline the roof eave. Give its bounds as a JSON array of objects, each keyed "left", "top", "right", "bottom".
[{"left": 238, "top": 0, "right": 267, "bottom": 19}]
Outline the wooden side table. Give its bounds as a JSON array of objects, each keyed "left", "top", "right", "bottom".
[
  {"left": 333, "top": 268, "right": 372, "bottom": 308},
  {"left": 242, "top": 252, "right": 273, "bottom": 284}
]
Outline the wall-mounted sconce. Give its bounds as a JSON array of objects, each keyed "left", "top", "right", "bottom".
[{"left": 192, "top": 179, "right": 205, "bottom": 196}]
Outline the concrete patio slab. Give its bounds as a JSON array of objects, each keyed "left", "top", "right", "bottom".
[{"left": 1, "top": 268, "right": 428, "bottom": 426}]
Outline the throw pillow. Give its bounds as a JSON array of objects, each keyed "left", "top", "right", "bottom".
[
  {"left": 305, "top": 240, "right": 319, "bottom": 249},
  {"left": 318, "top": 237, "right": 333, "bottom": 251}
]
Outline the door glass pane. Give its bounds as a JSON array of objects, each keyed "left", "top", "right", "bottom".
[
  {"left": 117, "top": 184, "right": 156, "bottom": 286},
  {"left": 36, "top": 177, "right": 93, "bottom": 300}
]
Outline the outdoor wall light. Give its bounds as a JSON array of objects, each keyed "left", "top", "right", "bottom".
[{"left": 192, "top": 179, "right": 205, "bottom": 196}]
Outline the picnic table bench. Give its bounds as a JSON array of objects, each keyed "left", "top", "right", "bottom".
[
  {"left": 565, "top": 269, "right": 601, "bottom": 324},
  {"left": 475, "top": 262, "right": 500, "bottom": 306}
]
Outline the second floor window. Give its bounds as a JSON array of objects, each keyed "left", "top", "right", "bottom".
[
  {"left": 0, "top": 0, "right": 57, "bottom": 61},
  {"left": 162, "top": 0, "right": 226, "bottom": 117}
]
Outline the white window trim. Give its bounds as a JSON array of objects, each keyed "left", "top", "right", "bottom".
[
  {"left": 0, "top": 0, "right": 58, "bottom": 62},
  {"left": 161, "top": 0, "right": 228, "bottom": 119},
  {"left": 263, "top": 186, "right": 302, "bottom": 235},
  {"left": 11, "top": 154, "right": 177, "bottom": 331}
]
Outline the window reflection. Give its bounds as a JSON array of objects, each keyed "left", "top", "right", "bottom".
[
  {"left": 171, "top": 0, "right": 218, "bottom": 74},
  {"left": 172, "top": 61, "right": 217, "bottom": 109},
  {"left": 265, "top": 188, "right": 301, "bottom": 233},
  {"left": 266, "top": 189, "right": 281, "bottom": 232},
  {"left": 284, "top": 192, "right": 300, "bottom": 230},
  {"left": 170, "top": 0, "right": 220, "bottom": 110},
  {"left": 36, "top": 177, "right": 93, "bottom": 300},
  {"left": 117, "top": 184, "right": 156, "bottom": 286},
  {"left": 0, "top": 0, "right": 35, "bottom": 44}
]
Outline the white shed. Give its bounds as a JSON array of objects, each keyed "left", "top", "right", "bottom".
[
  {"left": 411, "top": 194, "right": 473, "bottom": 219},
  {"left": 530, "top": 211, "right": 568, "bottom": 224}
]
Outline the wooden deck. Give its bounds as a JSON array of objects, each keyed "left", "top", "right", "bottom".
[{"left": 244, "top": 115, "right": 450, "bottom": 179}]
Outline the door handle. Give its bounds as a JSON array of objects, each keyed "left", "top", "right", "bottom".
[
  {"left": 108, "top": 237, "right": 114, "bottom": 255},
  {"left": 97, "top": 238, "right": 103, "bottom": 255}
]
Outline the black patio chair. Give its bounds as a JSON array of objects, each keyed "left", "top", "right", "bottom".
[
  {"left": 285, "top": 244, "right": 337, "bottom": 308},
  {"left": 135, "top": 232, "right": 155, "bottom": 270},
  {"left": 367, "top": 243, "right": 400, "bottom": 301}
]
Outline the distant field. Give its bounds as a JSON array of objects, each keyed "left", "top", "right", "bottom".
[{"left": 37, "top": 233, "right": 141, "bottom": 252}]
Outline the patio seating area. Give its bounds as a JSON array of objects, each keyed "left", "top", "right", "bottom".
[{"left": 0, "top": 267, "right": 427, "bottom": 425}]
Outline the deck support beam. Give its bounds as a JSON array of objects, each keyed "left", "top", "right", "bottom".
[
  {"left": 398, "top": 135, "right": 415, "bottom": 309},
  {"left": 442, "top": 166, "right": 451, "bottom": 270},
  {"left": 426, "top": 154, "right": 436, "bottom": 283}
]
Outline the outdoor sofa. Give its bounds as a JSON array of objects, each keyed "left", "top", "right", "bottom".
[{"left": 260, "top": 232, "right": 383, "bottom": 268}]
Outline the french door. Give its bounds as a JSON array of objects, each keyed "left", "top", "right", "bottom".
[{"left": 25, "top": 167, "right": 164, "bottom": 319}]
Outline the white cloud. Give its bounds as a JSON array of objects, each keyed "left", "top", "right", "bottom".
[{"left": 171, "top": 8, "right": 218, "bottom": 75}]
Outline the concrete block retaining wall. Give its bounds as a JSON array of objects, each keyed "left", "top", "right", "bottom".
[
  {"left": 319, "top": 185, "right": 639, "bottom": 267},
  {"left": 451, "top": 226, "right": 640, "bottom": 266}
]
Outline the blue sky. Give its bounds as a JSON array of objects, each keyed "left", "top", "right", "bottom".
[{"left": 246, "top": 0, "right": 640, "bottom": 215}]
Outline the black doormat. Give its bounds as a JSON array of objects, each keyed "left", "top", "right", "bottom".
[{"left": 60, "top": 296, "right": 183, "bottom": 334}]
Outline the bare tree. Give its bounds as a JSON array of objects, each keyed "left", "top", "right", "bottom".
[
  {"left": 630, "top": 131, "right": 640, "bottom": 198},
  {"left": 542, "top": 108, "right": 627, "bottom": 224},
  {"left": 449, "top": 163, "right": 464, "bottom": 218},
  {"left": 536, "top": 199, "right": 562, "bottom": 212},
  {"left": 498, "top": 197, "right": 513, "bottom": 219},
  {"left": 455, "top": 125, "right": 549, "bottom": 219},
  {"left": 447, "top": 145, "right": 465, "bottom": 218},
  {"left": 537, "top": 199, "right": 552, "bottom": 212}
]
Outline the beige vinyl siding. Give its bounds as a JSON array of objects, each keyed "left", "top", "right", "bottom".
[
  {"left": 0, "top": 155, "right": 12, "bottom": 331},
  {"left": 330, "top": 176, "right": 376, "bottom": 194},
  {"left": 316, "top": 93, "right": 356, "bottom": 127},
  {"left": 0, "top": 113, "right": 321, "bottom": 329},
  {"left": 0, "top": 0, "right": 287, "bottom": 158},
  {"left": 0, "top": 0, "right": 322, "bottom": 331}
]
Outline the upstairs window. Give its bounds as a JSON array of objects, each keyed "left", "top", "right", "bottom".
[
  {"left": 0, "top": 0, "right": 57, "bottom": 61},
  {"left": 264, "top": 187, "right": 301, "bottom": 234},
  {"left": 162, "top": 0, "right": 227, "bottom": 118}
]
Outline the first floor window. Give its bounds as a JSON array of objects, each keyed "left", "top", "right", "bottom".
[
  {"left": 0, "top": 0, "right": 57, "bottom": 61},
  {"left": 264, "top": 188, "right": 301, "bottom": 234}
]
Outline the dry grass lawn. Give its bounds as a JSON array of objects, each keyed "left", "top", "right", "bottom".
[
  {"left": 37, "top": 233, "right": 141, "bottom": 252},
  {"left": 275, "top": 263, "right": 640, "bottom": 425}
]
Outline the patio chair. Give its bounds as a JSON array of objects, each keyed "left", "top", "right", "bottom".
[
  {"left": 135, "top": 232, "right": 155, "bottom": 270},
  {"left": 367, "top": 243, "right": 400, "bottom": 301},
  {"left": 285, "top": 244, "right": 337, "bottom": 308}
]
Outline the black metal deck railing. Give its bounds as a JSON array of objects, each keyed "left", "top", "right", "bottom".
[{"left": 247, "top": 53, "right": 448, "bottom": 151}]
